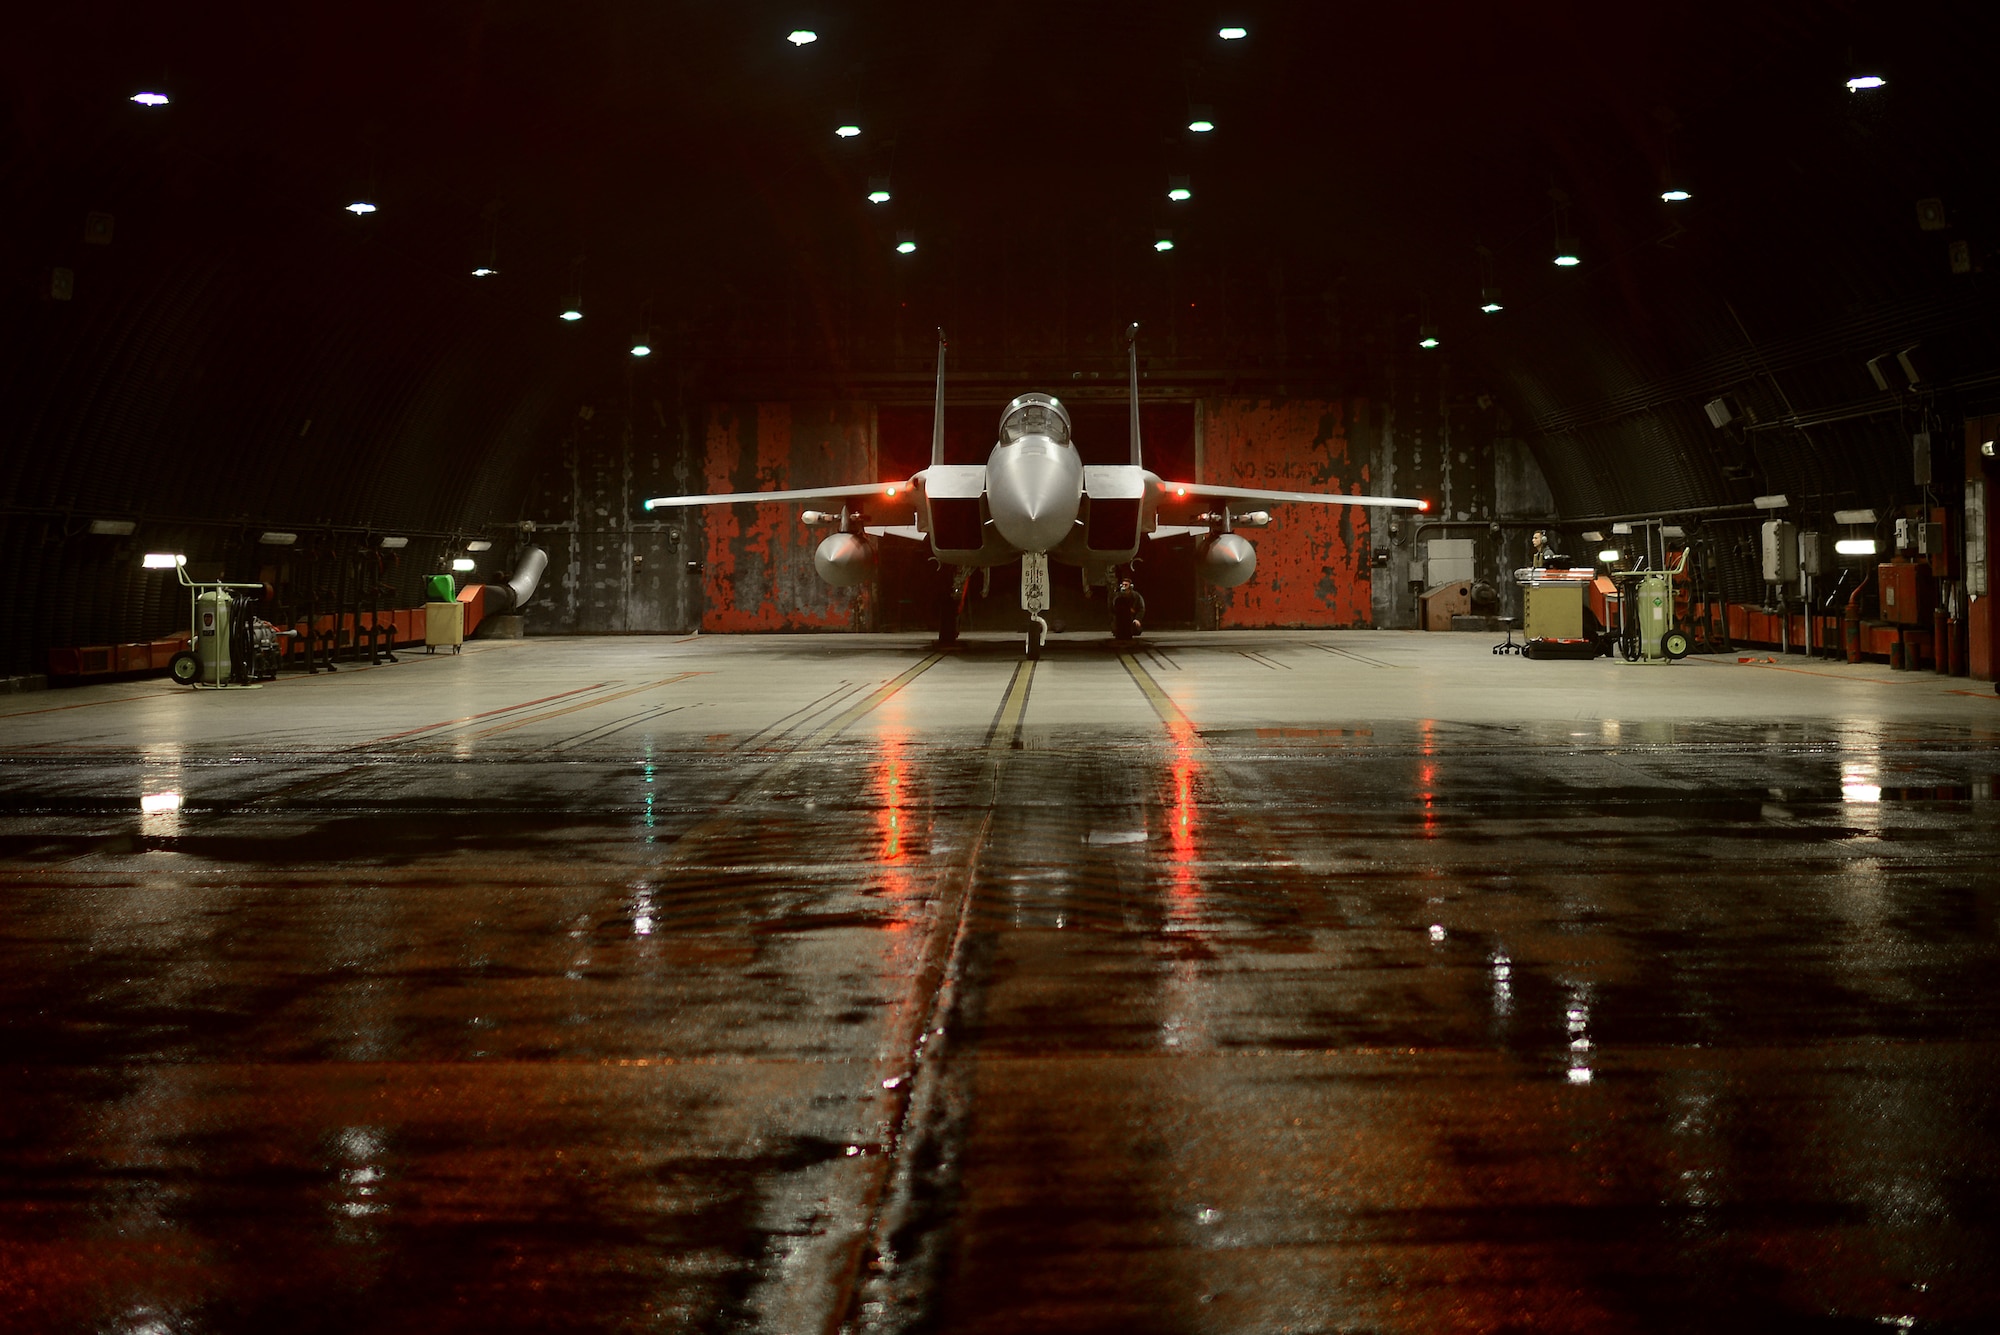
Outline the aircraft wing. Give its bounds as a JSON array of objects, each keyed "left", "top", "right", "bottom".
[
  {"left": 642, "top": 482, "right": 910, "bottom": 511},
  {"left": 1166, "top": 482, "right": 1428, "bottom": 511}
]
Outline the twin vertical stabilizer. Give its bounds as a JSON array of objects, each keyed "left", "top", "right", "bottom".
[
  {"left": 931, "top": 328, "right": 948, "bottom": 468},
  {"left": 1127, "top": 322, "right": 1143, "bottom": 468}
]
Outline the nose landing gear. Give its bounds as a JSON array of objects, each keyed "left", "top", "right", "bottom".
[{"left": 1022, "top": 551, "right": 1051, "bottom": 660}]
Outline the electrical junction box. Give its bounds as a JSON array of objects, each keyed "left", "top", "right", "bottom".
[
  {"left": 1878, "top": 563, "right": 1937, "bottom": 626},
  {"left": 1761, "top": 520, "right": 1799, "bottom": 583},
  {"left": 1799, "top": 531, "right": 1832, "bottom": 576}
]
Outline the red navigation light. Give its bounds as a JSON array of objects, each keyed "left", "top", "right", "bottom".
[
  {"left": 1418, "top": 499, "right": 1431, "bottom": 511},
  {"left": 1175, "top": 486, "right": 1188, "bottom": 498},
  {"left": 886, "top": 485, "right": 899, "bottom": 498}
]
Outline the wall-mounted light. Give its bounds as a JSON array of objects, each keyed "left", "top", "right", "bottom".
[
  {"left": 90, "top": 519, "right": 136, "bottom": 536},
  {"left": 452, "top": 558, "right": 476, "bottom": 572},
  {"left": 259, "top": 531, "right": 298, "bottom": 546},
  {"left": 380, "top": 536, "right": 409, "bottom": 549},
  {"left": 142, "top": 553, "right": 186, "bottom": 569}
]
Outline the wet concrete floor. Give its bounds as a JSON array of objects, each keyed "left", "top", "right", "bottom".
[{"left": 2, "top": 631, "right": 1998, "bottom": 1332}]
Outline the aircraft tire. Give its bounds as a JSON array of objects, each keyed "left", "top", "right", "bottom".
[{"left": 169, "top": 651, "right": 201, "bottom": 686}]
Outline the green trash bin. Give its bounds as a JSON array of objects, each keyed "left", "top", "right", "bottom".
[{"left": 426, "top": 574, "right": 456, "bottom": 603}]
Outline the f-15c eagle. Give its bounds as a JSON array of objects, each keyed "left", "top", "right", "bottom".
[{"left": 644, "top": 327, "right": 1428, "bottom": 659}]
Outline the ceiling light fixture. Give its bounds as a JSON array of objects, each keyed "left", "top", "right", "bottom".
[
  {"left": 560, "top": 308, "right": 582, "bottom": 321},
  {"left": 1154, "top": 230, "right": 1175, "bottom": 253},
  {"left": 1480, "top": 287, "right": 1503, "bottom": 313},
  {"left": 1661, "top": 188, "right": 1692, "bottom": 202},
  {"left": 142, "top": 553, "right": 185, "bottom": 569},
  {"left": 896, "top": 231, "right": 916, "bottom": 255},
  {"left": 1553, "top": 239, "right": 1580, "bottom": 267},
  {"left": 380, "top": 536, "right": 408, "bottom": 549},
  {"left": 131, "top": 92, "right": 169, "bottom": 107},
  {"left": 787, "top": 29, "right": 817, "bottom": 45},
  {"left": 1218, "top": 26, "right": 1248, "bottom": 40},
  {"left": 1418, "top": 325, "right": 1439, "bottom": 350},
  {"left": 1835, "top": 537, "right": 1879, "bottom": 555},
  {"left": 1167, "top": 175, "right": 1191, "bottom": 202},
  {"left": 452, "top": 558, "right": 476, "bottom": 572},
  {"left": 345, "top": 201, "right": 377, "bottom": 215},
  {"left": 259, "top": 531, "right": 298, "bottom": 546},
  {"left": 1187, "top": 111, "right": 1215, "bottom": 133},
  {"left": 1846, "top": 75, "right": 1886, "bottom": 91},
  {"left": 472, "top": 266, "right": 497, "bottom": 277},
  {"left": 89, "top": 519, "right": 136, "bottom": 536},
  {"left": 466, "top": 540, "right": 493, "bottom": 552},
  {"left": 631, "top": 341, "right": 651, "bottom": 357},
  {"left": 835, "top": 123, "right": 861, "bottom": 138},
  {"left": 867, "top": 176, "right": 891, "bottom": 203}
]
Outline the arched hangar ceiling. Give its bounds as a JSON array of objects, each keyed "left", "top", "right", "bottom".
[{"left": 5, "top": 0, "right": 1998, "bottom": 549}]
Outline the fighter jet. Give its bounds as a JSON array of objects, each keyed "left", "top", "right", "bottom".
[{"left": 642, "top": 327, "right": 1429, "bottom": 658}]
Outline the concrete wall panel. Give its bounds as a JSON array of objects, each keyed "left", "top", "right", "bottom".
[
  {"left": 702, "top": 403, "right": 874, "bottom": 632},
  {"left": 1202, "top": 399, "right": 1372, "bottom": 628}
]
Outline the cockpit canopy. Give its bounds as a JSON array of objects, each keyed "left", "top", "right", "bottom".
[{"left": 997, "top": 393, "right": 1071, "bottom": 446}]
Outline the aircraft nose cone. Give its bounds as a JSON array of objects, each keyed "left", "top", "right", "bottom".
[{"left": 987, "top": 442, "right": 1081, "bottom": 552}]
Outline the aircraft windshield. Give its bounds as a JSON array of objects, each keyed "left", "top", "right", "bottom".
[{"left": 998, "top": 396, "right": 1071, "bottom": 445}]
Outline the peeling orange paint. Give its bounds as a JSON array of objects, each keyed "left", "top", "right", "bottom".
[
  {"left": 702, "top": 403, "right": 874, "bottom": 632},
  {"left": 1203, "top": 399, "right": 1372, "bottom": 629}
]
